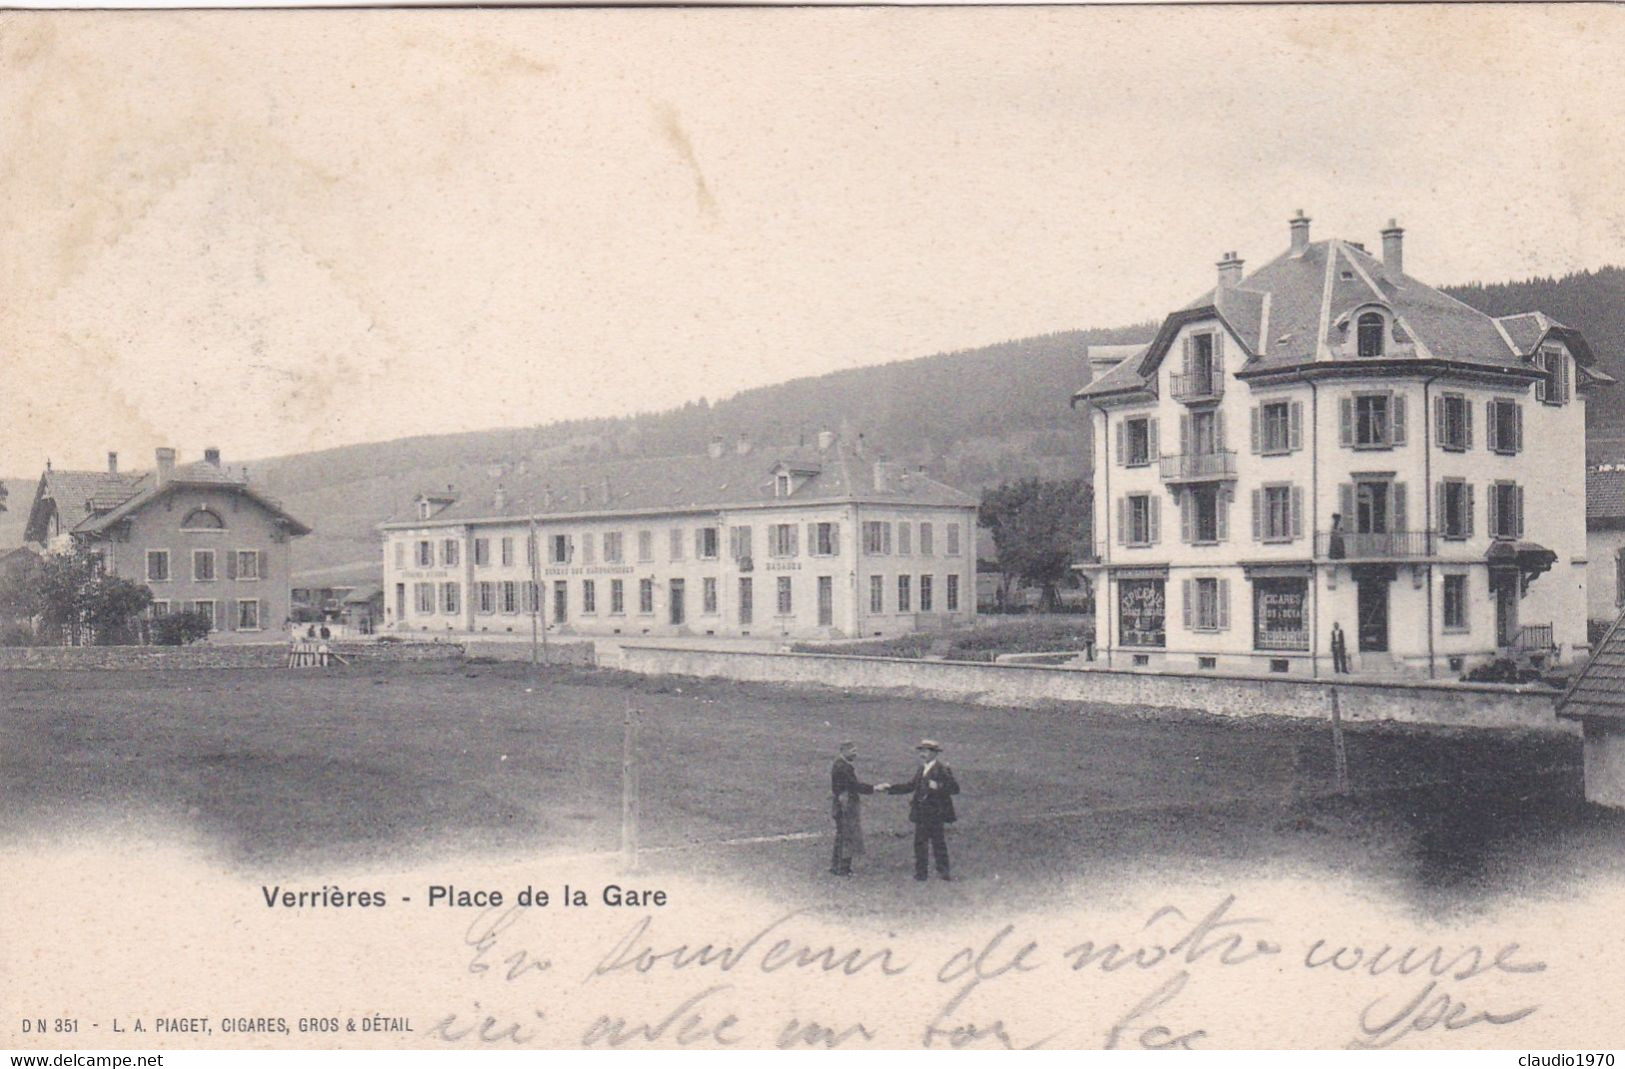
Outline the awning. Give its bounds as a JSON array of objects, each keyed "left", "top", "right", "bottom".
[{"left": 1487, "top": 540, "right": 1557, "bottom": 590}]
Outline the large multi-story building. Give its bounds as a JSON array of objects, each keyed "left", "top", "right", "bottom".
[
  {"left": 22, "top": 447, "right": 311, "bottom": 635},
  {"left": 1072, "top": 213, "right": 1607, "bottom": 677},
  {"left": 379, "top": 434, "right": 979, "bottom": 640}
]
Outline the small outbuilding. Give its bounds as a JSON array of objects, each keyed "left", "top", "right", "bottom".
[{"left": 1557, "top": 609, "right": 1625, "bottom": 807}]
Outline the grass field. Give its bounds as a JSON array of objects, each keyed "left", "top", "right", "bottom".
[{"left": 3, "top": 662, "right": 1622, "bottom": 917}]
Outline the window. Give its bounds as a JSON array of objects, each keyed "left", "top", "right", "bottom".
[
  {"left": 810, "top": 522, "right": 838, "bottom": 556},
  {"left": 1119, "top": 579, "right": 1166, "bottom": 648},
  {"left": 897, "top": 575, "right": 912, "bottom": 613},
  {"left": 1184, "top": 577, "right": 1230, "bottom": 631},
  {"left": 638, "top": 530, "right": 654, "bottom": 562},
  {"left": 729, "top": 526, "right": 753, "bottom": 562},
  {"left": 1122, "top": 493, "right": 1160, "bottom": 546},
  {"left": 150, "top": 600, "right": 171, "bottom": 618},
  {"left": 1252, "top": 484, "right": 1302, "bottom": 543},
  {"left": 441, "top": 582, "right": 460, "bottom": 615},
  {"left": 237, "top": 599, "right": 260, "bottom": 631},
  {"left": 1443, "top": 574, "right": 1469, "bottom": 631},
  {"left": 738, "top": 578, "right": 753, "bottom": 624},
  {"left": 181, "top": 507, "right": 224, "bottom": 530},
  {"left": 1536, "top": 346, "right": 1570, "bottom": 405},
  {"left": 581, "top": 533, "right": 596, "bottom": 565},
  {"left": 668, "top": 528, "right": 685, "bottom": 561},
  {"left": 639, "top": 578, "right": 654, "bottom": 614},
  {"left": 1436, "top": 393, "right": 1472, "bottom": 451},
  {"left": 1254, "top": 401, "right": 1302, "bottom": 455},
  {"left": 947, "top": 574, "right": 960, "bottom": 612},
  {"left": 1121, "top": 416, "right": 1155, "bottom": 467},
  {"left": 1186, "top": 410, "right": 1220, "bottom": 455},
  {"left": 416, "top": 541, "right": 433, "bottom": 567},
  {"left": 550, "top": 535, "right": 571, "bottom": 564},
  {"left": 1343, "top": 479, "right": 1405, "bottom": 536},
  {"left": 920, "top": 575, "right": 934, "bottom": 612},
  {"left": 604, "top": 532, "right": 624, "bottom": 564},
  {"left": 776, "top": 576, "right": 793, "bottom": 616},
  {"left": 1489, "top": 482, "right": 1524, "bottom": 540},
  {"left": 473, "top": 538, "right": 490, "bottom": 566},
  {"left": 861, "top": 521, "right": 891, "bottom": 555},
  {"left": 775, "top": 473, "right": 791, "bottom": 498},
  {"left": 610, "top": 579, "right": 625, "bottom": 615},
  {"left": 501, "top": 581, "right": 519, "bottom": 614},
  {"left": 192, "top": 600, "right": 217, "bottom": 630},
  {"left": 1357, "top": 312, "right": 1386, "bottom": 357},
  {"left": 898, "top": 523, "right": 913, "bottom": 556},
  {"left": 1438, "top": 480, "right": 1475, "bottom": 540},
  {"left": 394, "top": 542, "right": 406, "bottom": 569},
  {"left": 770, "top": 524, "right": 799, "bottom": 558},
  {"left": 477, "top": 582, "right": 495, "bottom": 614},
  {"left": 414, "top": 583, "right": 435, "bottom": 614},
  {"left": 703, "top": 577, "right": 718, "bottom": 615},
  {"left": 235, "top": 550, "right": 260, "bottom": 580},
  {"left": 920, "top": 523, "right": 934, "bottom": 556},
  {"left": 869, "top": 575, "right": 884, "bottom": 614},
  {"left": 193, "top": 549, "right": 216, "bottom": 582},
  {"left": 947, "top": 523, "right": 962, "bottom": 556},
  {"left": 501, "top": 537, "right": 514, "bottom": 567},
  {"left": 1184, "top": 486, "right": 1224, "bottom": 543},
  {"left": 1487, "top": 399, "right": 1522, "bottom": 455},
  {"left": 582, "top": 579, "right": 596, "bottom": 614},
  {"left": 1253, "top": 578, "right": 1308, "bottom": 651},
  {"left": 146, "top": 550, "right": 170, "bottom": 582},
  {"left": 696, "top": 527, "right": 719, "bottom": 560},
  {"left": 441, "top": 539, "right": 459, "bottom": 567},
  {"left": 1186, "top": 331, "right": 1218, "bottom": 391},
  {"left": 1342, "top": 393, "right": 1408, "bottom": 449}
]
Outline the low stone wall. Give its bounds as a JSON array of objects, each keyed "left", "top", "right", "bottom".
[
  {"left": 619, "top": 646, "right": 1575, "bottom": 734},
  {"left": 338, "top": 640, "right": 465, "bottom": 664},
  {"left": 462, "top": 640, "right": 597, "bottom": 667},
  {"left": 0, "top": 640, "right": 465, "bottom": 670}
]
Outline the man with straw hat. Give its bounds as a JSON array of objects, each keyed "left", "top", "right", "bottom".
[
  {"left": 829, "top": 740, "right": 876, "bottom": 876},
  {"left": 884, "top": 738, "right": 960, "bottom": 882}
]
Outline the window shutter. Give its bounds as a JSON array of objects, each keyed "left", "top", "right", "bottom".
[
  {"left": 1536, "top": 361, "right": 1548, "bottom": 403},
  {"left": 1213, "top": 331, "right": 1225, "bottom": 373},
  {"left": 1288, "top": 401, "right": 1303, "bottom": 451},
  {"left": 1513, "top": 405, "right": 1523, "bottom": 452},
  {"left": 1181, "top": 579, "right": 1193, "bottom": 628},
  {"left": 1488, "top": 485, "right": 1500, "bottom": 537},
  {"left": 1215, "top": 410, "right": 1227, "bottom": 451},
  {"left": 1463, "top": 400, "right": 1473, "bottom": 449},
  {"left": 1391, "top": 394, "right": 1407, "bottom": 445},
  {"left": 1149, "top": 496, "right": 1161, "bottom": 544},
  {"left": 1392, "top": 483, "right": 1408, "bottom": 534},
  {"left": 1217, "top": 579, "right": 1231, "bottom": 630},
  {"left": 1434, "top": 395, "right": 1446, "bottom": 446},
  {"left": 1147, "top": 418, "right": 1159, "bottom": 458},
  {"left": 1250, "top": 407, "right": 1260, "bottom": 454},
  {"left": 1117, "top": 499, "right": 1126, "bottom": 545},
  {"left": 1291, "top": 486, "right": 1304, "bottom": 540},
  {"left": 1339, "top": 482, "right": 1354, "bottom": 521},
  {"left": 226, "top": 551, "right": 237, "bottom": 580},
  {"left": 1485, "top": 400, "right": 1499, "bottom": 452},
  {"left": 1179, "top": 414, "right": 1190, "bottom": 456},
  {"left": 1251, "top": 489, "right": 1262, "bottom": 541},
  {"left": 258, "top": 550, "right": 269, "bottom": 579},
  {"left": 1516, "top": 485, "right": 1525, "bottom": 537},
  {"left": 1182, "top": 336, "right": 1193, "bottom": 379},
  {"left": 806, "top": 523, "right": 817, "bottom": 555},
  {"left": 1180, "top": 492, "right": 1193, "bottom": 543},
  {"left": 830, "top": 524, "right": 840, "bottom": 556},
  {"left": 1436, "top": 482, "right": 1446, "bottom": 536},
  {"left": 1116, "top": 421, "right": 1125, "bottom": 466},
  {"left": 1465, "top": 483, "right": 1475, "bottom": 538},
  {"left": 1216, "top": 493, "right": 1230, "bottom": 542},
  {"left": 1339, "top": 398, "right": 1354, "bottom": 446}
]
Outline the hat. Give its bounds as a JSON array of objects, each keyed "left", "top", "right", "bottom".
[{"left": 915, "top": 738, "right": 943, "bottom": 752}]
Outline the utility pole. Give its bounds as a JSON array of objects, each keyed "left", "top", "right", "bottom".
[{"left": 621, "top": 699, "right": 640, "bottom": 872}]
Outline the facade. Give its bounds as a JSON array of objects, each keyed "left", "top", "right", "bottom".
[
  {"left": 1558, "top": 609, "right": 1625, "bottom": 808},
  {"left": 22, "top": 448, "right": 311, "bottom": 636},
  {"left": 1073, "top": 213, "right": 1607, "bottom": 677},
  {"left": 379, "top": 434, "right": 979, "bottom": 640},
  {"left": 1586, "top": 465, "right": 1625, "bottom": 624}
]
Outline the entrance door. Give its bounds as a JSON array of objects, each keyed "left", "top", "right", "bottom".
[
  {"left": 1495, "top": 577, "right": 1519, "bottom": 647},
  {"left": 552, "top": 580, "right": 567, "bottom": 624},
  {"left": 1356, "top": 578, "right": 1389, "bottom": 652},
  {"left": 818, "top": 576, "right": 834, "bottom": 626},
  {"left": 395, "top": 583, "right": 406, "bottom": 621},
  {"left": 669, "top": 579, "right": 685, "bottom": 625}
]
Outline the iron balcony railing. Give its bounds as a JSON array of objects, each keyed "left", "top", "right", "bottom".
[
  {"left": 1315, "top": 530, "right": 1437, "bottom": 559},
  {"left": 1159, "top": 449, "right": 1238, "bottom": 481},
  {"left": 1169, "top": 366, "right": 1224, "bottom": 402},
  {"left": 1513, "top": 623, "right": 1556, "bottom": 654}
]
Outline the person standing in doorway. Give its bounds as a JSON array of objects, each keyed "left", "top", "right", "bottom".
[
  {"left": 829, "top": 740, "right": 875, "bottom": 876},
  {"left": 885, "top": 739, "right": 960, "bottom": 881},
  {"left": 1331, "top": 621, "right": 1351, "bottom": 674}
]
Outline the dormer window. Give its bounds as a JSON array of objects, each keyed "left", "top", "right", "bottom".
[
  {"left": 1357, "top": 312, "right": 1386, "bottom": 357},
  {"left": 181, "top": 507, "right": 225, "bottom": 530},
  {"left": 1536, "top": 346, "right": 1570, "bottom": 405},
  {"left": 417, "top": 500, "right": 432, "bottom": 520},
  {"left": 775, "top": 473, "right": 791, "bottom": 498}
]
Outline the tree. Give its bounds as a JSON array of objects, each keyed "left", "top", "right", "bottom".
[
  {"left": 27, "top": 549, "right": 153, "bottom": 646},
  {"left": 977, "top": 478, "right": 1092, "bottom": 613}
]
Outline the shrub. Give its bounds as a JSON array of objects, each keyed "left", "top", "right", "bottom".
[
  {"left": 1461, "top": 658, "right": 1540, "bottom": 685},
  {"left": 153, "top": 611, "right": 213, "bottom": 646},
  {"left": 0, "top": 622, "right": 39, "bottom": 647},
  {"left": 1588, "top": 618, "right": 1616, "bottom": 648}
]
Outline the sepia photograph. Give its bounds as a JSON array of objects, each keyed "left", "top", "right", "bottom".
[{"left": 3, "top": 2, "right": 1625, "bottom": 1056}]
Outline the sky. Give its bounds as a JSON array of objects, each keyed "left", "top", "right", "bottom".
[{"left": 3, "top": 4, "right": 1624, "bottom": 473}]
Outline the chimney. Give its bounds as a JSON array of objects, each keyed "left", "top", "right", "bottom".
[
  {"left": 1289, "top": 209, "right": 1311, "bottom": 256},
  {"left": 155, "top": 447, "right": 176, "bottom": 488},
  {"left": 542, "top": 486, "right": 554, "bottom": 508},
  {"left": 493, "top": 484, "right": 507, "bottom": 511},
  {"left": 203, "top": 447, "right": 221, "bottom": 467},
  {"left": 873, "top": 459, "right": 896, "bottom": 493},
  {"left": 1381, "top": 218, "right": 1404, "bottom": 276},
  {"left": 598, "top": 477, "right": 611, "bottom": 505},
  {"left": 107, "top": 451, "right": 118, "bottom": 474},
  {"left": 735, "top": 434, "right": 751, "bottom": 456},
  {"left": 1216, "top": 251, "right": 1244, "bottom": 288},
  {"left": 707, "top": 436, "right": 725, "bottom": 459},
  {"left": 817, "top": 430, "right": 836, "bottom": 452}
]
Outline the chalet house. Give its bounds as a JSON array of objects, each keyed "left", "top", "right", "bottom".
[
  {"left": 22, "top": 447, "right": 311, "bottom": 635},
  {"left": 1586, "top": 465, "right": 1625, "bottom": 624},
  {"left": 379, "top": 432, "right": 979, "bottom": 640},
  {"left": 1072, "top": 213, "right": 1607, "bottom": 677}
]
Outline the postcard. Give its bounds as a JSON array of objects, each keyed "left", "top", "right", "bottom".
[{"left": 3, "top": 3, "right": 1624, "bottom": 1055}]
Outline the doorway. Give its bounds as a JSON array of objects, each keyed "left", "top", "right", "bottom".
[
  {"left": 669, "top": 578, "right": 685, "bottom": 626},
  {"left": 552, "top": 581, "right": 567, "bottom": 624},
  {"left": 395, "top": 583, "right": 406, "bottom": 622},
  {"left": 1356, "top": 578, "right": 1389, "bottom": 652},
  {"left": 1494, "top": 574, "right": 1519, "bottom": 647},
  {"left": 817, "top": 576, "right": 834, "bottom": 626}
]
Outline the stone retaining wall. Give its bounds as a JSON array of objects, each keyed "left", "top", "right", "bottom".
[
  {"left": 620, "top": 646, "right": 1574, "bottom": 734},
  {"left": 0, "top": 640, "right": 465, "bottom": 670},
  {"left": 461, "top": 640, "right": 597, "bottom": 667}
]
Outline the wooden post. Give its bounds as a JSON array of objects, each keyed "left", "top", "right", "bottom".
[
  {"left": 1329, "top": 686, "right": 1350, "bottom": 795},
  {"left": 621, "top": 701, "right": 640, "bottom": 872},
  {"left": 529, "top": 516, "right": 541, "bottom": 668}
]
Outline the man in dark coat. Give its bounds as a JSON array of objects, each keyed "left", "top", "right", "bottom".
[
  {"left": 829, "top": 740, "right": 875, "bottom": 876},
  {"left": 885, "top": 739, "right": 960, "bottom": 881}
]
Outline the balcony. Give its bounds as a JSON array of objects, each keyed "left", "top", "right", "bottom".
[
  {"left": 1169, "top": 366, "right": 1224, "bottom": 403},
  {"left": 1315, "top": 530, "right": 1436, "bottom": 560},
  {"left": 1159, "top": 450, "right": 1238, "bottom": 483}
]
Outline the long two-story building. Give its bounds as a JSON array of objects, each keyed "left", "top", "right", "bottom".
[
  {"left": 379, "top": 433, "right": 979, "bottom": 640},
  {"left": 1072, "top": 213, "right": 1607, "bottom": 677}
]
